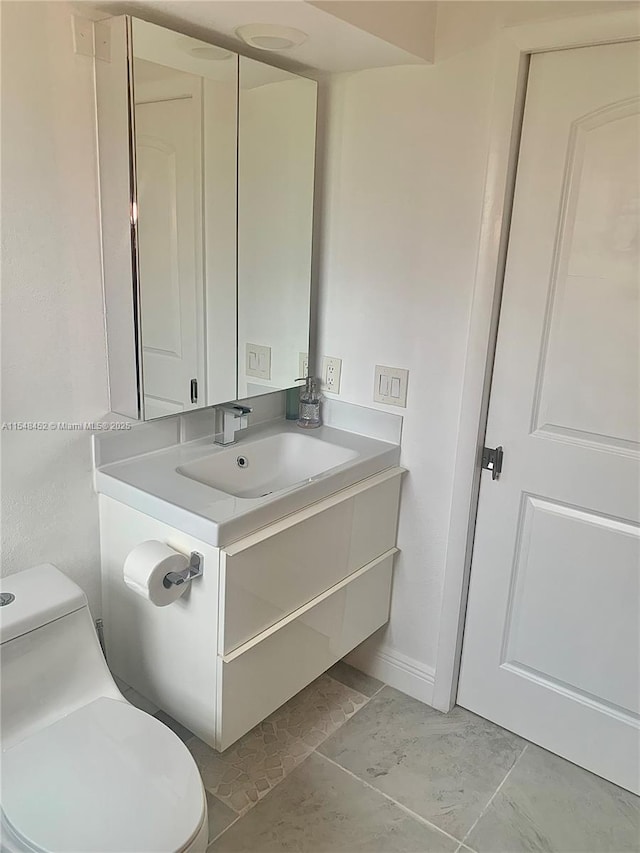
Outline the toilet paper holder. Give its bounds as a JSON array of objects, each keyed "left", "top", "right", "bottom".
[{"left": 163, "top": 551, "right": 203, "bottom": 588}]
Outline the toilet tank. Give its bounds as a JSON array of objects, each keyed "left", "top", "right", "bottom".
[{"left": 0, "top": 565, "right": 123, "bottom": 749}]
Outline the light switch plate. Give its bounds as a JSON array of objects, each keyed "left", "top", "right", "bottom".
[
  {"left": 246, "top": 343, "right": 271, "bottom": 380},
  {"left": 321, "top": 356, "right": 342, "bottom": 394},
  {"left": 72, "top": 15, "right": 94, "bottom": 57},
  {"left": 374, "top": 365, "right": 408, "bottom": 407}
]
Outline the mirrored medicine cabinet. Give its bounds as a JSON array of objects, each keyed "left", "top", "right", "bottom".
[{"left": 95, "top": 17, "right": 317, "bottom": 420}]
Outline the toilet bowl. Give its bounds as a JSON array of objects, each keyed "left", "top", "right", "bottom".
[{"left": 0, "top": 564, "right": 208, "bottom": 853}]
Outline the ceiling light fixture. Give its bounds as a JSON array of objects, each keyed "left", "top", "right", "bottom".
[
  {"left": 188, "top": 45, "right": 233, "bottom": 61},
  {"left": 235, "top": 24, "right": 307, "bottom": 51},
  {"left": 178, "top": 37, "right": 233, "bottom": 61}
]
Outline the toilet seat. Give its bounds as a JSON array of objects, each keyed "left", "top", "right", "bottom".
[{"left": 2, "top": 697, "right": 206, "bottom": 853}]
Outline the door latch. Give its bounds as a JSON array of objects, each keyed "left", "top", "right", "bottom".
[{"left": 481, "top": 445, "right": 503, "bottom": 480}]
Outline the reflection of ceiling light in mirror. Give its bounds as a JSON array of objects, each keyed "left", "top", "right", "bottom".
[
  {"left": 188, "top": 45, "right": 233, "bottom": 61},
  {"left": 235, "top": 24, "right": 307, "bottom": 51}
]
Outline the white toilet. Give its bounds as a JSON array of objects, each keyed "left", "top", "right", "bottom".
[{"left": 0, "top": 564, "right": 209, "bottom": 853}]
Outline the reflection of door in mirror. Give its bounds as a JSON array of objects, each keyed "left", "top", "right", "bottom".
[
  {"left": 237, "top": 59, "right": 317, "bottom": 399},
  {"left": 134, "top": 63, "right": 204, "bottom": 419},
  {"left": 131, "top": 19, "right": 238, "bottom": 420}
]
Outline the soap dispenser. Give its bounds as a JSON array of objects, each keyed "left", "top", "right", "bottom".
[{"left": 297, "top": 376, "right": 322, "bottom": 429}]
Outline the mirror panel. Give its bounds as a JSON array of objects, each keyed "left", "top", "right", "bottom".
[
  {"left": 237, "top": 57, "right": 317, "bottom": 399},
  {"left": 96, "top": 18, "right": 317, "bottom": 420},
  {"left": 132, "top": 19, "right": 238, "bottom": 419}
]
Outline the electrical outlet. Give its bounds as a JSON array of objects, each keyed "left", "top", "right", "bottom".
[
  {"left": 321, "top": 356, "right": 342, "bottom": 394},
  {"left": 245, "top": 343, "right": 271, "bottom": 380},
  {"left": 299, "top": 352, "right": 309, "bottom": 378}
]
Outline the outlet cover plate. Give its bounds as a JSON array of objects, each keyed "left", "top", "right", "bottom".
[
  {"left": 321, "top": 356, "right": 342, "bottom": 394},
  {"left": 374, "top": 365, "right": 408, "bottom": 407},
  {"left": 299, "top": 352, "right": 309, "bottom": 379},
  {"left": 246, "top": 343, "right": 271, "bottom": 380}
]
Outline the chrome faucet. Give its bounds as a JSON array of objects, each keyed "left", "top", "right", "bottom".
[{"left": 215, "top": 404, "right": 253, "bottom": 446}]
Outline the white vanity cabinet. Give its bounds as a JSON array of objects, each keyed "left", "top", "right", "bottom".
[{"left": 99, "top": 467, "right": 403, "bottom": 751}]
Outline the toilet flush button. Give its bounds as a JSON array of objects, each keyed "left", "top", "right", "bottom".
[{"left": 0, "top": 592, "right": 15, "bottom": 606}]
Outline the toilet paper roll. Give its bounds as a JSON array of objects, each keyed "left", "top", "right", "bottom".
[{"left": 123, "top": 540, "right": 189, "bottom": 607}]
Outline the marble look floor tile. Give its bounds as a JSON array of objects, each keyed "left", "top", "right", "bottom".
[
  {"left": 154, "top": 710, "right": 195, "bottom": 743},
  {"left": 209, "top": 752, "right": 458, "bottom": 853},
  {"left": 328, "top": 660, "right": 384, "bottom": 697},
  {"left": 466, "top": 744, "right": 640, "bottom": 853},
  {"left": 318, "top": 688, "right": 525, "bottom": 840},
  {"left": 205, "top": 790, "right": 237, "bottom": 845},
  {"left": 187, "top": 737, "right": 241, "bottom": 793},
  {"left": 190, "top": 674, "right": 368, "bottom": 816}
]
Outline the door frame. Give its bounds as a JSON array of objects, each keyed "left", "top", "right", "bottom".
[{"left": 432, "top": 8, "right": 640, "bottom": 713}]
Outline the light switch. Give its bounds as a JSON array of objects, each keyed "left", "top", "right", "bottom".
[
  {"left": 245, "top": 343, "right": 271, "bottom": 380},
  {"left": 374, "top": 365, "right": 408, "bottom": 407}
]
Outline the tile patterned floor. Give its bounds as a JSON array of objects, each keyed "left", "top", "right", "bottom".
[
  {"left": 142, "top": 665, "right": 639, "bottom": 853},
  {"left": 186, "top": 673, "right": 369, "bottom": 815}
]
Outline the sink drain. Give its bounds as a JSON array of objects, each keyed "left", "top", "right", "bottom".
[
  {"left": 0, "top": 592, "right": 15, "bottom": 606},
  {"left": 236, "top": 455, "right": 249, "bottom": 468}
]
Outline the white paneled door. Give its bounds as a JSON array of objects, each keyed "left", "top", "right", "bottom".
[
  {"left": 458, "top": 41, "right": 640, "bottom": 793},
  {"left": 135, "top": 83, "right": 203, "bottom": 419}
]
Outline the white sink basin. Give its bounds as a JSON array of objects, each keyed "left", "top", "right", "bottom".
[
  {"left": 95, "top": 418, "right": 401, "bottom": 546},
  {"left": 177, "top": 432, "right": 359, "bottom": 498}
]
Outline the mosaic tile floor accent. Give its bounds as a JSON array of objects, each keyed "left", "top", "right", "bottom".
[{"left": 187, "top": 671, "right": 371, "bottom": 816}]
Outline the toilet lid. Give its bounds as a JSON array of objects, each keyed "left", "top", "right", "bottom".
[{"left": 1, "top": 698, "right": 206, "bottom": 853}]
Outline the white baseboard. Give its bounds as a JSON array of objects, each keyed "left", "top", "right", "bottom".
[{"left": 345, "top": 643, "right": 435, "bottom": 706}]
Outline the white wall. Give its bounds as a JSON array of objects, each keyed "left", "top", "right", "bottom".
[
  {"left": 1, "top": 1, "right": 108, "bottom": 612},
  {"left": 320, "top": 0, "right": 633, "bottom": 699},
  {"left": 321, "top": 45, "right": 494, "bottom": 699}
]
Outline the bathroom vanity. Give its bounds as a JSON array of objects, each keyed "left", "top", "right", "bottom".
[
  {"left": 92, "top": 12, "right": 404, "bottom": 754},
  {"left": 96, "top": 406, "right": 404, "bottom": 751}
]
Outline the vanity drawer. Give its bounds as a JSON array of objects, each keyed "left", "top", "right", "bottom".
[
  {"left": 219, "top": 468, "right": 403, "bottom": 654},
  {"left": 215, "top": 550, "right": 395, "bottom": 751}
]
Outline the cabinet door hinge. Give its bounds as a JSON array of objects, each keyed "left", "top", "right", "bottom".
[{"left": 481, "top": 445, "right": 504, "bottom": 480}]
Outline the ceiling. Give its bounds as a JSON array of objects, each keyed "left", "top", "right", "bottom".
[
  {"left": 131, "top": 17, "right": 297, "bottom": 86},
  {"left": 88, "top": 0, "right": 436, "bottom": 74}
]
